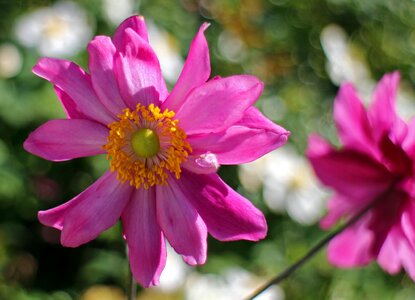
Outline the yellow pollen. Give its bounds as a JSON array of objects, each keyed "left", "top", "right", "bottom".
[{"left": 103, "top": 103, "right": 192, "bottom": 189}]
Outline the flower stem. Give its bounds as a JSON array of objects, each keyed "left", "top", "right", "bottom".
[
  {"left": 245, "top": 193, "right": 386, "bottom": 300},
  {"left": 126, "top": 245, "right": 136, "bottom": 300},
  {"left": 128, "top": 268, "right": 137, "bottom": 300}
]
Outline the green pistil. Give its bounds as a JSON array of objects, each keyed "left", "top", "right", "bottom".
[{"left": 131, "top": 128, "right": 160, "bottom": 158}]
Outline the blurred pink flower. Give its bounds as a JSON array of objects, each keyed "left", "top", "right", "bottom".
[
  {"left": 24, "top": 16, "right": 289, "bottom": 287},
  {"left": 307, "top": 72, "right": 415, "bottom": 279}
]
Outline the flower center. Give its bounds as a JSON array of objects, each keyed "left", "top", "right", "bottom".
[
  {"left": 104, "top": 104, "right": 191, "bottom": 189},
  {"left": 131, "top": 128, "right": 160, "bottom": 158},
  {"left": 43, "top": 16, "right": 69, "bottom": 38}
]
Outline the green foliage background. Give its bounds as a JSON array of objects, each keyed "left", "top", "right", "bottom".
[{"left": 1, "top": 0, "right": 415, "bottom": 299}]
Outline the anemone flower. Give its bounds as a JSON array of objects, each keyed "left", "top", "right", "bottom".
[
  {"left": 24, "top": 16, "right": 289, "bottom": 287},
  {"left": 307, "top": 72, "right": 415, "bottom": 280}
]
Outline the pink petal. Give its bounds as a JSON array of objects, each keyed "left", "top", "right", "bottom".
[
  {"left": 187, "top": 107, "right": 289, "bottom": 164},
  {"left": 114, "top": 28, "right": 168, "bottom": 107},
  {"left": 333, "top": 83, "right": 375, "bottom": 156},
  {"left": 175, "top": 75, "right": 263, "bottom": 135},
  {"left": 112, "top": 15, "right": 149, "bottom": 47},
  {"left": 24, "top": 119, "right": 108, "bottom": 161},
  {"left": 378, "top": 133, "right": 412, "bottom": 175},
  {"left": 88, "top": 36, "right": 127, "bottom": 116},
  {"left": 33, "top": 58, "right": 115, "bottom": 125},
  {"left": 377, "top": 225, "right": 402, "bottom": 274},
  {"left": 307, "top": 134, "right": 394, "bottom": 201},
  {"left": 365, "top": 190, "right": 404, "bottom": 254},
  {"left": 38, "top": 197, "right": 75, "bottom": 231},
  {"left": 368, "top": 72, "right": 400, "bottom": 140},
  {"left": 39, "top": 171, "right": 133, "bottom": 247},
  {"left": 54, "top": 86, "right": 87, "bottom": 119},
  {"left": 181, "top": 153, "right": 219, "bottom": 174},
  {"left": 179, "top": 170, "right": 267, "bottom": 242},
  {"left": 401, "top": 200, "right": 415, "bottom": 249},
  {"left": 156, "top": 176, "right": 207, "bottom": 265},
  {"left": 390, "top": 118, "right": 408, "bottom": 145},
  {"left": 327, "top": 220, "right": 374, "bottom": 267},
  {"left": 378, "top": 223, "right": 415, "bottom": 280},
  {"left": 403, "top": 117, "right": 415, "bottom": 159},
  {"left": 398, "top": 233, "right": 415, "bottom": 281},
  {"left": 61, "top": 172, "right": 132, "bottom": 247},
  {"left": 122, "top": 187, "right": 166, "bottom": 287},
  {"left": 320, "top": 194, "right": 354, "bottom": 229},
  {"left": 162, "top": 23, "right": 210, "bottom": 111}
]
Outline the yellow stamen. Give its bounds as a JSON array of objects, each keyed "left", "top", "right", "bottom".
[{"left": 103, "top": 103, "right": 192, "bottom": 189}]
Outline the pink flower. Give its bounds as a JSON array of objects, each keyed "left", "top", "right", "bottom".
[
  {"left": 24, "top": 16, "right": 289, "bottom": 287},
  {"left": 307, "top": 72, "right": 415, "bottom": 279}
]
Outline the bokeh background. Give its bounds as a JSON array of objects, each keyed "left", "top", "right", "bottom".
[{"left": 1, "top": 0, "right": 415, "bottom": 299}]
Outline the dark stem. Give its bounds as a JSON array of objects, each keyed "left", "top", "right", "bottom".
[
  {"left": 128, "top": 268, "right": 137, "bottom": 300},
  {"left": 126, "top": 244, "right": 136, "bottom": 300},
  {"left": 245, "top": 192, "right": 387, "bottom": 300}
]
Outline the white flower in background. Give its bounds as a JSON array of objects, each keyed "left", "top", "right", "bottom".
[
  {"left": 239, "top": 147, "right": 328, "bottom": 225},
  {"left": 147, "top": 22, "right": 184, "bottom": 84},
  {"left": 157, "top": 243, "right": 191, "bottom": 292},
  {"left": 102, "top": 0, "right": 136, "bottom": 26},
  {"left": 0, "top": 43, "right": 22, "bottom": 78},
  {"left": 185, "top": 267, "right": 284, "bottom": 300},
  {"left": 320, "top": 24, "right": 371, "bottom": 89},
  {"left": 238, "top": 152, "right": 269, "bottom": 193},
  {"left": 396, "top": 86, "right": 415, "bottom": 121},
  {"left": 14, "top": 1, "right": 93, "bottom": 58}
]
